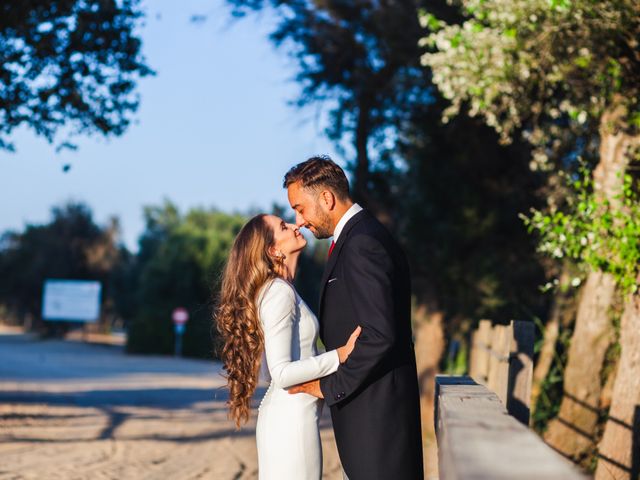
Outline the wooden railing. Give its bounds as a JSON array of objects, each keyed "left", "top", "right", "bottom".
[
  {"left": 434, "top": 320, "right": 586, "bottom": 479},
  {"left": 469, "top": 319, "right": 534, "bottom": 425}
]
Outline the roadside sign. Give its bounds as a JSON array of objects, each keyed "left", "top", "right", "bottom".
[
  {"left": 42, "top": 280, "right": 102, "bottom": 323},
  {"left": 172, "top": 307, "right": 188, "bottom": 357},
  {"left": 172, "top": 307, "right": 189, "bottom": 325}
]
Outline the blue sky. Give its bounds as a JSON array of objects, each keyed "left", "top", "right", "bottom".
[{"left": 0, "top": 0, "right": 340, "bottom": 251}]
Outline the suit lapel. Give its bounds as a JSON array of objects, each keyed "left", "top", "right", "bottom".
[{"left": 318, "top": 210, "right": 367, "bottom": 318}]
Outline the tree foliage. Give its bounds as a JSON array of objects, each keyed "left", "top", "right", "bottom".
[
  {"left": 228, "top": 0, "right": 444, "bottom": 208},
  {"left": 227, "top": 0, "right": 553, "bottom": 331},
  {"left": 421, "top": 0, "right": 640, "bottom": 170},
  {"left": 420, "top": 0, "right": 640, "bottom": 298},
  {"left": 0, "top": 202, "right": 124, "bottom": 331},
  {"left": 124, "top": 201, "right": 246, "bottom": 359},
  {"left": 384, "top": 103, "right": 549, "bottom": 332},
  {"left": 0, "top": 0, "right": 152, "bottom": 152},
  {"left": 524, "top": 168, "right": 640, "bottom": 295}
]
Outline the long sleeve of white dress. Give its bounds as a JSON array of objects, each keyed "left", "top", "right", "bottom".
[{"left": 259, "top": 279, "right": 339, "bottom": 389}]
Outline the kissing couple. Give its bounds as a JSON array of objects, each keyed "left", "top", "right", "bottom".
[{"left": 216, "top": 156, "right": 423, "bottom": 479}]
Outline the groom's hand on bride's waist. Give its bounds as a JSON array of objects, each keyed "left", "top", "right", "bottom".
[{"left": 287, "top": 379, "right": 323, "bottom": 399}]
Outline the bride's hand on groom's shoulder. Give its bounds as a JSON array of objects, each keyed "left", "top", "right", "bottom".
[{"left": 337, "top": 326, "right": 362, "bottom": 364}]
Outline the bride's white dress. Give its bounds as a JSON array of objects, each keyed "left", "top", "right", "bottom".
[{"left": 256, "top": 278, "right": 340, "bottom": 480}]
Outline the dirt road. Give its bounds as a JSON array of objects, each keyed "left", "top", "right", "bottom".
[{"left": 0, "top": 330, "right": 343, "bottom": 479}]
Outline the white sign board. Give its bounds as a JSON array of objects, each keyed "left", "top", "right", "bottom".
[{"left": 42, "top": 280, "right": 102, "bottom": 322}]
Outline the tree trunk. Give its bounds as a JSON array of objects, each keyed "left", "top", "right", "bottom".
[
  {"left": 544, "top": 105, "right": 632, "bottom": 463},
  {"left": 353, "top": 98, "right": 371, "bottom": 208},
  {"left": 595, "top": 293, "right": 640, "bottom": 480},
  {"left": 531, "top": 311, "right": 559, "bottom": 414},
  {"left": 413, "top": 302, "right": 446, "bottom": 480},
  {"left": 531, "top": 268, "right": 573, "bottom": 415},
  {"left": 543, "top": 271, "right": 616, "bottom": 460},
  {"left": 600, "top": 356, "right": 619, "bottom": 412},
  {"left": 594, "top": 120, "right": 640, "bottom": 478}
]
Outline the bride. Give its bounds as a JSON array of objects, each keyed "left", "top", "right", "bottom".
[{"left": 215, "top": 214, "right": 360, "bottom": 479}]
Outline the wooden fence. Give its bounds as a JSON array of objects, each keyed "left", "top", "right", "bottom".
[
  {"left": 434, "top": 320, "right": 587, "bottom": 479},
  {"left": 468, "top": 319, "right": 534, "bottom": 425}
]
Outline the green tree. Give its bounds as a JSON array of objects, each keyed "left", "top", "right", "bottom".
[
  {"left": 392, "top": 105, "right": 548, "bottom": 333},
  {"left": 0, "top": 202, "right": 124, "bottom": 334},
  {"left": 0, "top": 0, "right": 152, "bottom": 152},
  {"left": 421, "top": 1, "right": 640, "bottom": 474},
  {"left": 125, "top": 201, "right": 246, "bottom": 359},
  {"left": 226, "top": 0, "right": 550, "bottom": 335},
  {"left": 227, "top": 0, "right": 445, "bottom": 213}
]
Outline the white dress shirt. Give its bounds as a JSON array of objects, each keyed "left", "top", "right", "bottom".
[{"left": 332, "top": 203, "right": 363, "bottom": 243}]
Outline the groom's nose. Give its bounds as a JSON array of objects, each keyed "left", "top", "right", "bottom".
[{"left": 295, "top": 212, "right": 306, "bottom": 228}]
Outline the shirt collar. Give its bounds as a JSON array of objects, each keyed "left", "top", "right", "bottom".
[{"left": 333, "top": 203, "right": 363, "bottom": 243}]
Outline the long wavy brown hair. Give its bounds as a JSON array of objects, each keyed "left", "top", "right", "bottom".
[{"left": 215, "top": 214, "right": 283, "bottom": 428}]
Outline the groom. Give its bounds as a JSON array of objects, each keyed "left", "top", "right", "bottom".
[{"left": 285, "top": 156, "right": 423, "bottom": 479}]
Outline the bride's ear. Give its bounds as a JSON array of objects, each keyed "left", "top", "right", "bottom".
[{"left": 267, "top": 246, "right": 285, "bottom": 259}]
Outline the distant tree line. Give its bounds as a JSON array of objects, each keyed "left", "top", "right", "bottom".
[{"left": 0, "top": 201, "right": 325, "bottom": 359}]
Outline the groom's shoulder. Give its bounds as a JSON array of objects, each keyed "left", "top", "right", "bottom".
[
  {"left": 345, "top": 216, "right": 390, "bottom": 251},
  {"left": 350, "top": 210, "right": 394, "bottom": 242},
  {"left": 346, "top": 210, "right": 406, "bottom": 258}
]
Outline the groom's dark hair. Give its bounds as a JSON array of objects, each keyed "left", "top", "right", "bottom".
[{"left": 283, "top": 155, "right": 351, "bottom": 201}]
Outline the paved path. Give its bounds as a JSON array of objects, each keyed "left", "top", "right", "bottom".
[{"left": 0, "top": 330, "right": 343, "bottom": 479}]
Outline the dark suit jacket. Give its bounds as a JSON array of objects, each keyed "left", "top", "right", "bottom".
[{"left": 318, "top": 209, "right": 423, "bottom": 480}]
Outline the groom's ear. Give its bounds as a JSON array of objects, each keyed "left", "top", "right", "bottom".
[{"left": 320, "top": 190, "right": 336, "bottom": 210}]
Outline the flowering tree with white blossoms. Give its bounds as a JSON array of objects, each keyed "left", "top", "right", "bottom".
[{"left": 420, "top": 1, "right": 640, "bottom": 477}]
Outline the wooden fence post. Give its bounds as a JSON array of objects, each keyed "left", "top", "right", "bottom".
[
  {"left": 469, "top": 319, "right": 492, "bottom": 384},
  {"left": 468, "top": 319, "right": 535, "bottom": 425},
  {"left": 507, "top": 319, "right": 535, "bottom": 426},
  {"left": 487, "top": 324, "right": 511, "bottom": 405}
]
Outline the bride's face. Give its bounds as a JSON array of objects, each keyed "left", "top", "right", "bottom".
[{"left": 264, "top": 215, "right": 307, "bottom": 257}]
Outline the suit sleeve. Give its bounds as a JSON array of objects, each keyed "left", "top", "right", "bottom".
[
  {"left": 319, "top": 234, "right": 395, "bottom": 406},
  {"left": 260, "top": 280, "right": 340, "bottom": 389}
]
